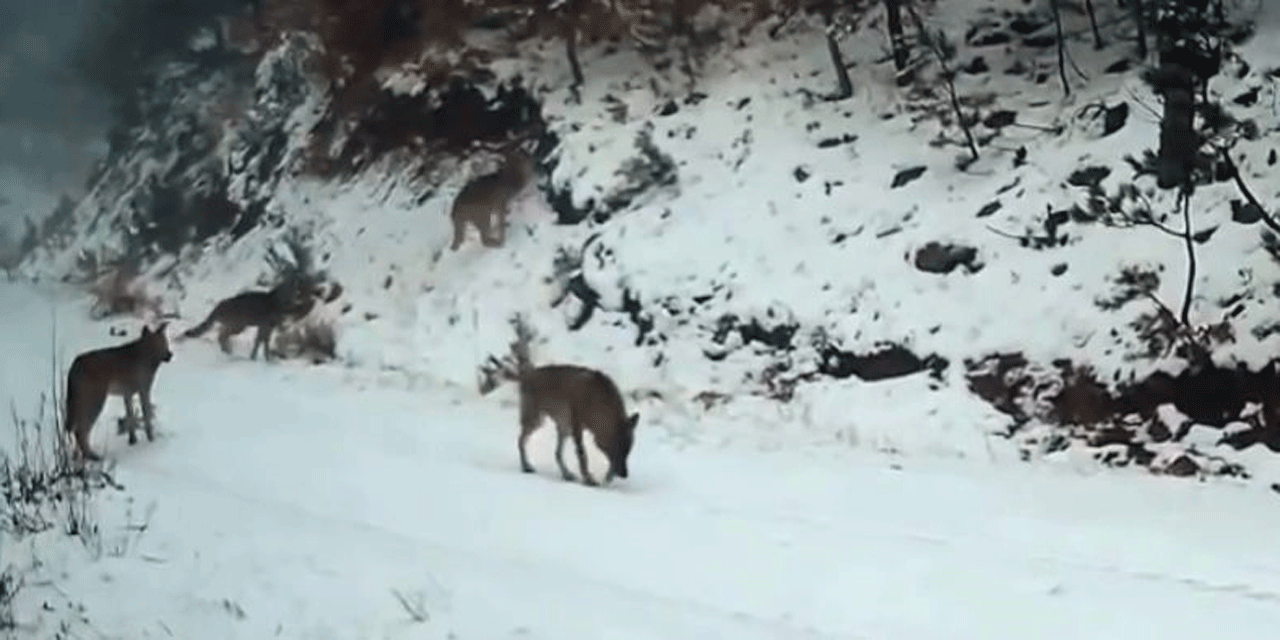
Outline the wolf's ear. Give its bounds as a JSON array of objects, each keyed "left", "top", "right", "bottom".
[
  {"left": 139, "top": 324, "right": 152, "bottom": 336},
  {"left": 156, "top": 321, "right": 170, "bottom": 334},
  {"left": 626, "top": 413, "right": 639, "bottom": 431}
]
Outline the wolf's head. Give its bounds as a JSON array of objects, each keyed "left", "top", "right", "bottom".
[
  {"left": 603, "top": 412, "right": 639, "bottom": 482},
  {"left": 139, "top": 322, "right": 173, "bottom": 364}
]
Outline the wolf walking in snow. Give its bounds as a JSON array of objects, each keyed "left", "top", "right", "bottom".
[
  {"left": 448, "top": 145, "right": 538, "bottom": 251},
  {"left": 182, "top": 282, "right": 314, "bottom": 361},
  {"left": 64, "top": 323, "right": 173, "bottom": 461},
  {"left": 482, "top": 314, "right": 639, "bottom": 487}
]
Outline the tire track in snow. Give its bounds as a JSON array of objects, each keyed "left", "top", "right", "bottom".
[
  {"left": 686, "top": 499, "right": 1280, "bottom": 604},
  {"left": 124, "top": 459, "right": 865, "bottom": 640},
  {"left": 149, "top": 354, "right": 1280, "bottom": 615}
]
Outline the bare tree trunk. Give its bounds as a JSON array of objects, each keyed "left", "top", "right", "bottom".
[
  {"left": 1129, "top": 0, "right": 1148, "bottom": 58},
  {"left": 1050, "top": 0, "right": 1070, "bottom": 96},
  {"left": 1177, "top": 190, "right": 1196, "bottom": 328},
  {"left": 565, "top": 26, "right": 584, "bottom": 102},
  {"left": 546, "top": 0, "right": 584, "bottom": 103},
  {"left": 1153, "top": 61, "right": 1197, "bottom": 190},
  {"left": 903, "top": 0, "right": 978, "bottom": 163},
  {"left": 883, "top": 0, "right": 911, "bottom": 85},
  {"left": 822, "top": 6, "right": 853, "bottom": 100},
  {"left": 1083, "top": 0, "right": 1103, "bottom": 49}
]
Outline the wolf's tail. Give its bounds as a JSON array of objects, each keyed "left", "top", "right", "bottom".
[{"left": 182, "top": 309, "right": 218, "bottom": 339}]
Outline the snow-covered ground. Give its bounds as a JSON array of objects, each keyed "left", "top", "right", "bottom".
[
  {"left": 5, "top": 282, "right": 1280, "bottom": 639},
  {"left": 7, "top": 0, "right": 1280, "bottom": 634}
]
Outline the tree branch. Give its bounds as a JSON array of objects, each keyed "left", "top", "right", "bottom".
[
  {"left": 903, "top": 0, "right": 978, "bottom": 163},
  {"left": 1217, "top": 145, "right": 1280, "bottom": 235}
]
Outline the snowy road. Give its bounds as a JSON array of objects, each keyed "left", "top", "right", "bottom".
[{"left": 4, "top": 283, "right": 1280, "bottom": 639}]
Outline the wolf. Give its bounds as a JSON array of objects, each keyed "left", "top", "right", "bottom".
[
  {"left": 182, "top": 282, "right": 314, "bottom": 361},
  {"left": 482, "top": 315, "right": 639, "bottom": 487},
  {"left": 64, "top": 323, "right": 173, "bottom": 461},
  {"left": 449, "top": 147, "right": 537, "bottom": 251}
]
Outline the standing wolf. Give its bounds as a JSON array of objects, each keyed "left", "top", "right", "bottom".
[
  {"left": 64, "top": 323, "right": 173, "bottom": 461},
  {"left": 182, "top": 282, "right": 314, "bottom": 361},
  {"left": 448, "top": 146, "right": 538, "bottom": 251},
  {"left": 482, "top": 315, "right": 639, "bottom": 486}
]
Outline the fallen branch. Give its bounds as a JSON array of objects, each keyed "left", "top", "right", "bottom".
[{"left": 391, "top": 588, "right": 429, "bottom": 623}]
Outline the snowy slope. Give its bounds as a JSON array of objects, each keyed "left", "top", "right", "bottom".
[
  {"left": 13, "top": 0, "right": 1280, "bottom": 475},
  {"left": 4, "top": 282, "right": 1280, "bottom": 639}
]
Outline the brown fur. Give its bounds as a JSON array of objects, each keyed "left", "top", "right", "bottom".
[
  {"left": 448, "top": 149, "right": 537, "bottom": 251},
  {"left": 64, "top": 323, "right": 173, "bottom": 461},
  {"left": 183, "top": 283, "right": 314, "bottom": 361},
  {"left": 486, "top": 315, "right": 639, "bottom": 486}
]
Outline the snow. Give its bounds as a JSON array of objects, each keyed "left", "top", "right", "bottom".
[
  {"left": 7, "top": 0, "right": 1280, "bottom": 634},
  {"left": 5, "top": 281, "right": 1280, "bottom": 639}
]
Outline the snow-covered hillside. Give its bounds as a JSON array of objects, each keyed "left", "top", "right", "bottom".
[
  {"left": 5, "top": 281, "right": 1280, "bottom": 638},
  {"left": 14, "top": 0, "right": 1280, "bottom": 480}
]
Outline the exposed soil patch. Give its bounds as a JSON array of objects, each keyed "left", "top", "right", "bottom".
[{"left": 965, "top": 353, "right": 1280, "bottom": 476}]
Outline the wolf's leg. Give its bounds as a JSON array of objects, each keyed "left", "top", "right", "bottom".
[
  {"left": 449, "top": 215, "right": 467, "bottom": 251},
  {"left": 73, "top": 388, "right": 108, "bottom": 461},
  {"left": 122, "top": 394, "right": 139, "bottom": 445},
  {"left": 253, "top": 325, "right": 275, "bottom": 361},
  {"left": 554, "top": 428, "right": 577, "bottom": 482},
  {"left": 218, "top": 325, "right": 235, "bottom": 355},
  {"left": 518, "top": 398, "right": 541, "bottom": 474},
  {"left": 481, "top": 208, "right": 507, "bottom": 248},
  {"left": 571, "top": 423, "right": 597, "bottom": 487},
  {"left": 139, "top": 385, "right": 157, "bottom": 442}
]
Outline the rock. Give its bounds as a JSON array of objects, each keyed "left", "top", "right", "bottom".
[
  {"left": 982, "top": 110, "right": 1017, "bottom": 129},
  {"left": 658, "top": 100, "right": 678, "bottom": 116},
  {"left": 1088, "top": 426, "right": 1133, "bottom": 447},
  {"left": 891, "top": 165, "right": 927, "bottom": 188},
  {"left": 964, "top": 353, "right": 1032, "bottom": 420},
  {"left": 1009, "top": 16, "right": 1046, "bottom": 35},
  {"left": 821, "top": 343, "right": 945, "bottom": 382},
  {"left": 1105, "top": 59, "right": 1132, "bottom": 74},
  {"left": 1233, "top": 87, "right": 1259, "bottom": 106},
  {"left": 1191, "top": 226, "right": 1217, "bottom": 244},
  {"left": 1067, "top": 166, "right": 1111, "bottom": 188},
  {"left": 963, "top": 57, "right": 990, "bottom": 74},
  {"left": 793, "top": 166, "right": 811, "bottom": 182},
  {"left": 1102, "top": 103, "right": 1128, "bottom": 136},
  {"left": 1049, "top": 364, "right": 1116, "bottom": 426},
  {"left": 1231, "top": 199, "right": 1264, "bottom": 224},
  {"left": 976, "top": 200, "right": 1002, "bottom": 218},
  {"left": 1163, "top": 454, "right": 1200, "bottom": 477},
  {"left": 913, "top": 242, "right": 982, "bottom": 274},
  {"left": 1050, "top": 263, "right": 1068, "bottom": 276},
  {"left": 817, "top": 133, "right": 858, "bottom": 148},
  {"left": 970, "top": 31, "right": 1012, "bottom": 46},
  {"left": 1219, "top": 420, "right": 1280, "bottom": 451},
  {"left": 1147, "top": 416, "right": 1173, "bottom": 442}
]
